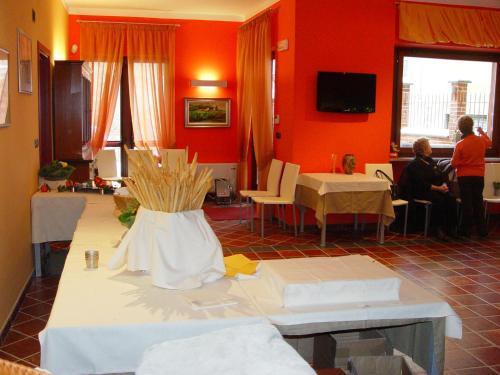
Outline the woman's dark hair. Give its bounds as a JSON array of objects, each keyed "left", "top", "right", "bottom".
[{"left": 458, "top": 115, "right": 474, "bottom": 137}]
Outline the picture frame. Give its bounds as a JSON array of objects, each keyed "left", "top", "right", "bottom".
[
  {"left": 185, "top": 98, "right": 231, "bottom": 128},
  {"left": 17, "top": 29, "right": 32, "bottom": 94},
  {"left": 0, "top": 48, "right": 10, "bottom": 127}
]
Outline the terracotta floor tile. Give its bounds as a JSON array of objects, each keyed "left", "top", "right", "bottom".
[
  {"left": 476, "top": 293, "right": 500, "bottom": 304},
  {"left": 11, "top": 313, "right": 34, "bottom": 326},
  {"left": 457, "top": 331, "right": 493, "bottom": 349},
  {"left": 278, "top": 250, "right": 304, "bottom": 258},
  {"left": 0, "top": 330, "right": 28, "bottom": 346},
  {"left": 468, "top": 347, "right": 500, "bottom": 366},
  {"left": 446, "top": 276, "right": 478, "bottom": 286},
  {"left": 302, "top": 249, "right": 326, "bottom": 257},
  {"left": 24, "top": 352, "right": 40, "bottom": 366},
  {"left": 0, "top": 337, "right": 40, "bottom": 359},
  {"left": 20, "top": 303, "right": 52, "bottom": 317},
  {"left": 0, "top": 350, "right": 18, "bottom": 362},
  {"left": 452, "top": 294, "right": 489, "bottom": 306},
  {"left": 453, "top": 367, "right": 498, "bottom": 375},
  {"left": 480, "top": 329, "right": 500, "bottom": 346},
  {"left": 461, "top": 284, "right": 498, "bottom": 294},
  {"left": 12, "top": 319, "right": 46, "bottom": 337},
  {"left": 466, "top": 275, "right": 499, "bottom": 284},
  {"left": 466, "top": 304, "right": 500, "bottom": 317},
  {"left": 445, "top": 348, "right": 484, "bottom": 370}
]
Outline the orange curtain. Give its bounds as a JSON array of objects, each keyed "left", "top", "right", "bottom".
[
  {"left": 127, "top": 24, "right": 176, "bottom": 149},
  {"left": 399, "top": 2, "right": 500, "bottom": 48},
  {"left": 236, "top": 11, "right": 273, "bottom": 190},
  {"left": 80, "top": 22, "right": 125, "bottom": 157}
]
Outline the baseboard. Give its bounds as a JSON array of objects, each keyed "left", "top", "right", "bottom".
[{"left": 0, "top": 270, "right": 33, "bottom": 343}]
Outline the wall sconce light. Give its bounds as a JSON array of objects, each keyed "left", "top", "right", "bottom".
[
  {"left": 191, "top": 79, "right": 227, "bottom": 88},
  {"left": 71, "top": 43, "right": 79, "bottom": 54}
]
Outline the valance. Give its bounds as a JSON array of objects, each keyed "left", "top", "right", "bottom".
[{"left": 399, "top": 2, "right": 500, "bottom": 48}]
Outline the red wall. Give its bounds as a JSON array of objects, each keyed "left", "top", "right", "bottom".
[
  {"left": 68, "top": 15, "right": 240, "bottom": 163},
  {"left": 274, "top": 0, "right": 396, "bottom": 173}
]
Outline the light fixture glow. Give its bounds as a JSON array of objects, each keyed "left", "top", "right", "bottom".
[{"left": 191, "top": 79, "right": 227, "bottom": 88}]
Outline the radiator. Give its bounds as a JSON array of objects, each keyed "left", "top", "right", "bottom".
[{"left": 197, "top": 163, "right": 238, "bottom": 192}]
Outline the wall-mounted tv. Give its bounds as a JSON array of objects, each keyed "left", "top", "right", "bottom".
[{"left": 316, "top": 71, "right": 376, "bottom": 113}]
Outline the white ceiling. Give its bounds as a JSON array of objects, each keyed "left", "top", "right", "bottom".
[
  {"left": 63, "top": 0, "right": 279, "bottom": 22},
  {"left": 63, "top": 0, "right": 500, "bottom": 22}
]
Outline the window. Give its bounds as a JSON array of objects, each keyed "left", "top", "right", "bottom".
[{"left": 393, "top": 49, "right": 500, "bottom": 157}]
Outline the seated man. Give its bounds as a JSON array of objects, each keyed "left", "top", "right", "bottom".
[{"left": 403, "top": 138, "right": 458, "bottom": 240}]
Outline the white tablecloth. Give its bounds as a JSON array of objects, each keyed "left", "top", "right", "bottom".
[
  {"left": 39, "top": 198, "right": 461, "bottom": 375},
  {"left": 297, "top": 173, "right": 389, "bottom": 195},
  {"left": 31, "top": 192, "right": 109, "bottom": 244}
]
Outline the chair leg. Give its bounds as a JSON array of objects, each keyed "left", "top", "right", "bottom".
[
  {"left": 277, "top": 204, "right": 281, "bottom": 226},
  {"left": 377, "top": 214, "right": 382, "bottom": 241},
  {"left": 250, "top": 200, "right": 254, "bottom": 232},
  {"left": 282, "top": 205, "right": 287, "bottom": 231},
  {"left": 354, "top": 213, "right": 358, "bottom": 231},
  {"left": 261, "top": 203, "right": 265, "bottom": 238},
  {"left": 299, "top": 205, "right": 305, "bottom": 233},
  {"left": 403, "top": 204, "right": 408, "bottom": 237},
  {"left": 239, "top": 195, "right": 243, "bottom": 224},
  {"left": 292, "top": 204, "right": 297, "bottom": 237},
  {"left": 424, "top": 204, "right": 431, "bottom": 238}
]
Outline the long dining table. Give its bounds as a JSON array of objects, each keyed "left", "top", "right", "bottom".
[
  {"left": 38, "top": 195, "right": 460, "bottom": 375},
  {"left": 295, "top": 173, "right": 395, "bottom": 246}
]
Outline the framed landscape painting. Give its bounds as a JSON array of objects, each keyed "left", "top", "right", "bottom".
[
  {"left": 17, "top": 29, "right": 32, "bottom": 94},
  {"left": 185, "top": 98, "right": 231, "bottom": 128}
]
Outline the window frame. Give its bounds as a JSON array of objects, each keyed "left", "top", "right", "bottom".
[{"left": 392, "top": 48, "right": 500, "bottom": 158}]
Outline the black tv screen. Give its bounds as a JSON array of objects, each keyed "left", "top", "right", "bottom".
[{"left": 316, "top": 71, "right": 376, "bottom": 113}]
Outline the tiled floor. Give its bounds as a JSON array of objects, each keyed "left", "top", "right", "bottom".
[{"left": 1, "top": 215, "right": 499, "bottom": 374}]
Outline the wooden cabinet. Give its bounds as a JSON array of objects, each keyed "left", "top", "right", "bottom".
[{"left": 53, "top": 61, "right": 92, "bottom": 181}]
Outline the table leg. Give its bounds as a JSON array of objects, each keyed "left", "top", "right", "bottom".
[
  {"left": 33, "top": 243, "right": 43, "bottom": 277},
  {"left": 321, "top": 214, "right": 327, "bottom": 247},
  {"left": 379, "top": 220, "right": 385, "bottom": 244},
  {"left": 299, "top": 205, "right": 305, "bottom": 233}
]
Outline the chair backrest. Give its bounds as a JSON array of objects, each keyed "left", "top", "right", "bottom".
[
  {"left": 95, "top": 149, "right": 118, "bottom": 178},
  {"left": 127, "top": 149, "right": 154, "bottom": 177},
  {"left": 484, "top": 163, "right": 500, "bottom": 198},
  {"left": 159, "top": 149, "right": 187, "bottom": 171},
  {"left": 365, "top": 163, "right": 394, "bottom": 180},
  {"left": 279, "top": 162, "right": 301, "bottom": 200},
  {"left": 267, "top": 159, "right": 284, "bottom": 195}
]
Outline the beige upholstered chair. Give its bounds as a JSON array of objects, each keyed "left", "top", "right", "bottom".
[
  {"left": 95, "top": 149, "right": 119, "bottom": 179},
  {"left": 239, "top": 159, "right": 284, "bottom": 223},
  {"left": 159, "top": 149, "right": 187, "bottom": 171},
  {"left": 365, "top": 163, "right": 409, "bottom": 237},
  {"left": 252, "top": 162, "right": 301, "bottom": 238},
  {"left": 483, "top": 163, "right": 500, "bottom": 224},
  {"left": 127, "top": 149, "right": 154, "bottom": 177}
]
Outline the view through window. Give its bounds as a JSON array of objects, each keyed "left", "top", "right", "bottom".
[{"left": 400, "top": 56, "right": 495, "bottom": 149}]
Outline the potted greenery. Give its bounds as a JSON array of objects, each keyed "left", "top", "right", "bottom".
[
  {"left": 39, "top": 160, "right": 75, "bottom": 189},
  {"left": 493, "top": 182, "right": 500, "bottom": 196}
]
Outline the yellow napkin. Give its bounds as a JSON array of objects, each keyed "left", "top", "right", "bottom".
[{"left": 224, "top": 254, "right": 258, "bottom": 277}]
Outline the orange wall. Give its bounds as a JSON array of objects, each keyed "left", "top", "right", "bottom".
[
  {"left": 274, "top": 0, "right": 396, "bottom": 173},
  {"left": 68, "top": 15, "right": 240, "bottom": 163}
]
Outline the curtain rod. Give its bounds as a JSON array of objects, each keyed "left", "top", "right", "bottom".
[{"left": 76, "top": 20, "right": 181, "bottom": 27}]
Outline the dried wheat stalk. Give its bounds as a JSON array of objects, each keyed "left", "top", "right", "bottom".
[{"left": 123, "top": 146, "right": 213, "bottom": 212}]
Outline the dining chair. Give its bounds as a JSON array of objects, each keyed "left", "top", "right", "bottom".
[
  {"left": 252, "top": 162, "right": 301, "bottom": 238},
  {"left": 365, "top": 163, "right": 409, "bottom": 237},
  {"left": 159, "top": 148, "right": 187, "bottom": 171},
  {"left": 127, "top": 149, "right": 154, "bottom": 177},
  {"left": 483, "top": 163, "right": 500, "bottom": 225},
  {"left": 239, "top": 159, "right": 284, "bottom": 223},
  {"left": 95, "top": 149, "right": 119, "bottom": 179}
]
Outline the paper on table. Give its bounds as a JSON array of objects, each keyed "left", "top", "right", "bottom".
[
  {"left": 185, "top": 296, "right": 238, "bottom": 311},
  {"left": 224, "top": 254, "right": 259, "bottom": 277}
]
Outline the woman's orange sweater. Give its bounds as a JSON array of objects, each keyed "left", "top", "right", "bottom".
[{"left": 451, "top": 134, "right": 492, "bottom": 177}]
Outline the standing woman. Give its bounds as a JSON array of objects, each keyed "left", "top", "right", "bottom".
[{"left": 451, "top": 115, "right": 492, "bottom": 237}]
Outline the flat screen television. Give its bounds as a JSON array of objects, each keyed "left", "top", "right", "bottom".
[{"left": 316, "top": 71, "right": 376, "bottom": 113}]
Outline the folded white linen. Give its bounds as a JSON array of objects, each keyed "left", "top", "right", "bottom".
[
  {"left": 136, "top": 323, "right": 315, "bottom": 375},
  {"left": 108, "top": 207, "right": 225, "bottom": 289},
  {"left": 262, "top": 256, "right": 401, "bottom": 308}
]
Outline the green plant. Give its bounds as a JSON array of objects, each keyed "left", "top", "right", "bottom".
[
  {"left": 493, "top": 182, "right": 500, "bottom": 190},
  {"left": 39, "top": 160, "right": 75, "bottom": 181}
]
